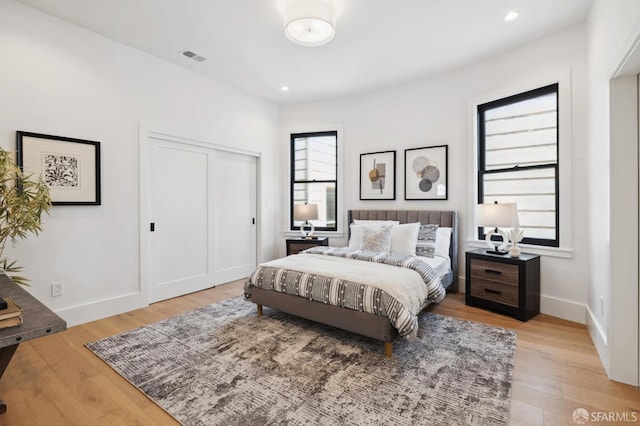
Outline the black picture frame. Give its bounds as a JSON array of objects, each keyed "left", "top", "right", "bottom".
[
  {"left": 359, "top": 150, "right": 396, "bottom": 200},
  {"left": 404, "top": 145, "right": 448, "bottom": 200},
  {"left": 17, "top": 131, "right": 101, "bottom": 205}
]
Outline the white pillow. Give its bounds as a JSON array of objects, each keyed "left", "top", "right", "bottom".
[
  {"left": 435, "top": 227, "right": 453, "bottom": 258},
  {"left": 361, "top": 225, "right": 393, "bottom": 252},
  {"left": 390, "top": 222, "right": 420, "bottom": 256},
  {"left": 348, "top": 224, "right": 364, "bottom": 250},
  {"left": 349, "top": 220, "right": 399, "bottom": 250}
]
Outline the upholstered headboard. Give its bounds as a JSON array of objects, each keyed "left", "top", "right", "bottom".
[{"left": 348, "top": 210, "right": 459, "bottom": 292}]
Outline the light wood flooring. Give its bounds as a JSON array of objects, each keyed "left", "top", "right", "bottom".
[{"left": 0, "top": 280, "right": 638, "bottom": 425}]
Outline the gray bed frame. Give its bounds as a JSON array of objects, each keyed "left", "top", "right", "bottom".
[{"left": 247, "top": 209, "right": 459, "bottom": 357}]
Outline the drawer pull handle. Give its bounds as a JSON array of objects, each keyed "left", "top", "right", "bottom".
[
  {"left": 484, "top": 288, "right": 502, "bottom": 295},
  {"left": 484, "top": 269, "right": 502, "bottom": 275}
]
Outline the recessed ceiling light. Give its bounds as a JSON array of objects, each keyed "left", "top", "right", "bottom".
[
  {"left": 281, "top": 86, "right": 289, "bottom": 92},
  {"left": 504, "top": 11, "right": 519, "bottom": 22}
]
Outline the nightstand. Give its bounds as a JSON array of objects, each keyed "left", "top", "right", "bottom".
[
  {"left": 465, "top": 248, "right": 540, "bottom": 321},
  {"left": 286, "top": 237, "right": 329, "bottom": 255}
]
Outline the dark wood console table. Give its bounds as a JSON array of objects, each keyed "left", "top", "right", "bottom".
[{"left": 0, "top": 274, "right": 66, "bottom": 414}]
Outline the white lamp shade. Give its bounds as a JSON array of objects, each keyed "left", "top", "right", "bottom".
[
  {"left": 294, "top": 203, "right": 319, "bottom": 221},
  {"left": 284, "top": 0, "right": 336, "bottom": 47},
  {"left": 477, "top": 203, "right": 519, "bottom": 228}
]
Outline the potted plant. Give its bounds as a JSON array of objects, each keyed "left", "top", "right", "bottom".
[{"left": 0, "top": 148, "right": 51, "bottom": 285}]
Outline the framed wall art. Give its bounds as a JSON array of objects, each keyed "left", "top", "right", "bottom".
[
  {"left": 17, "top": 131, "right": 101, "bottom": 205},
  {"left": 360, "top": 150, "right": 396, "bottom": 200},
  {"left": 404, "top": 145, "right": 448, "bottom": 200}
]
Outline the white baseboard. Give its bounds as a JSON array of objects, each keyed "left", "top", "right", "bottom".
[
  {"left": 586, "top": 305, "right": 610, "bottom": 376},
  {"left": 540, "top": 294, "right": 586, "bottom": 324},
  {"left": 54, "top": 291, "right": 149, "bottom": 328}
]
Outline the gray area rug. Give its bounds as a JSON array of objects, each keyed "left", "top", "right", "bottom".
[{"left": 86, "top": 296, "right": 516, "bottom": 426}]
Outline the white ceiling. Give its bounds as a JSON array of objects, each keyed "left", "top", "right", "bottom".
[{"left": 16, "top": 0, "right": 593, "bottom": 104}]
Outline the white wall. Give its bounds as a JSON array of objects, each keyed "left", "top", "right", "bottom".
[
  {"left": 587, "top": 0, "right": 640, "bottom": 385},
  {"left": 280, "top": 24, "right": 590, "bottom": 324},
  {"left": 0, "top": 1, "right": 280, "bottom": 326}
]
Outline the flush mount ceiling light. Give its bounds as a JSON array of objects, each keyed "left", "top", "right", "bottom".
[{"left": 284, "top": 0, "right": 336, "bottom": 47}]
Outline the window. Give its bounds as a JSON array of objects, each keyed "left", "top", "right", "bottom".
[
  {"left": 290, "top": 131, "right": 338, "bottom": 232},
  {"left": 477, "top": 83, "right": 559, "bottom": 247}
]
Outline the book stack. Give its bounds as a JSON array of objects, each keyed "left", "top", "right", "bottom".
[{"left": 0, "top": 297, "right": 23, "bottom": 329}]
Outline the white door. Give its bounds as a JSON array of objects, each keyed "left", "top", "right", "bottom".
[
  {"left": 145, "top": 135, "right": 258, "bottom": 303},
  {"left": 213, "top": 150, "right": 257, "bottom": 284},
  {"left": 149, "top": 139, "right": 215, "bottom": 302}
]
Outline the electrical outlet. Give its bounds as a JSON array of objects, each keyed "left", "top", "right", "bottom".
[{"left": 51, "top": 282, "right": 64, "bottom": 297}]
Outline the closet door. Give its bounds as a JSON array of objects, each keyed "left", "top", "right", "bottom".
[
  {"left": 149, "top": 139, "right": 216, "bottom": 303},
  {"left": 213, "top": 150, "right": 257, "bottom": 284},
  {"left": 144, "top": 134, "right": 258, "bottom": 303}
]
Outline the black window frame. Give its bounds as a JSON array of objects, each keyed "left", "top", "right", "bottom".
[
  {"left": 477, "top": 83, "right": 560, "bottom": 247},
  {"left": 290, "top": 130, "right": 338, "bottom": 232}
]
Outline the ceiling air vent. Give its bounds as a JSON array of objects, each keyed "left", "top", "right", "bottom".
[{"left": 180, "top": 49, "right": 207, "bottom": 63}]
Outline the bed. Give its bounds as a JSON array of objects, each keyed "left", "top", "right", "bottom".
[{"left": 244, "top": 209, "right": 459, "bottom": 357}]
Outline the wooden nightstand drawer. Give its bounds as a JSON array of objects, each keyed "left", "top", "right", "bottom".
[
  {"left": 469, "top": 278, "right": 518, "bottom": 307},
  {"left": 469, "top": 259, "right": 519, "bottom": 286}
]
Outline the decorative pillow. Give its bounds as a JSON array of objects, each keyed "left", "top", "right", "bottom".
[
  {"left": 389, "top": 222, "right": 420, "bottom": 256},
  {"left": 415, "top": 224, "right": 439, "bottom": 258},
  {"left": 435, "top": 227, "right": 453, "bottom": 258},
  {"left": 349, "top": 220, "right": 399, "bottom": 250},
  {"left": 361, "top": 225, "right": 393, "bottom": 253}
]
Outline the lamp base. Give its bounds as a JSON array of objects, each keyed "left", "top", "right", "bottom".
[
  {"left": 300, "top": 221, "right": 315, "bottom": 238},
  {"left": 484, "top": 228, "right": 509, "bottom": 254},
  {"left": 486, "top": 248, "right": 509, "bottom": 255}
]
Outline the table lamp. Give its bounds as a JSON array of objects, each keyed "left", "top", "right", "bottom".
[
  {"left": 294, "top": 203, "right": 319, "bottom": 238},
  {"left": 477, "top": 202, "right": 521, "bottom": 256}
]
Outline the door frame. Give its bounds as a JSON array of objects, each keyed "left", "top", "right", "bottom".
[{"left": 139, "top": 124, "right": 261, "bottom": 304}]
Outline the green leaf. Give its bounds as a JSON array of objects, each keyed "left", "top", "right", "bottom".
[{"left": 0, "top": 148, "right": 51, "bottom": 286}]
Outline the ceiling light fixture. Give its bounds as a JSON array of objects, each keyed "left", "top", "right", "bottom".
[
  {"left": 284, "top": 0, "right": 336, "bottom": 47},
  {"left": 504, "top": 11, "right": 519, "bottom": 22},
  {"left": 281, "top": 86, "right": 289, "bottom": 91}
]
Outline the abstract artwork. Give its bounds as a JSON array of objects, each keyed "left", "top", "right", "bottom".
[
  {"left": 360, "top": 150, "right": 396, "bottom": 200},
  {"left": 17, "top": 131, "right": 101, "bottom": 205},
  {"left": 44, "top": 154, "right": 80, "bottom": 188},
  {"left": 405, "top": 145, "right": 448, "bottom": 200}
]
